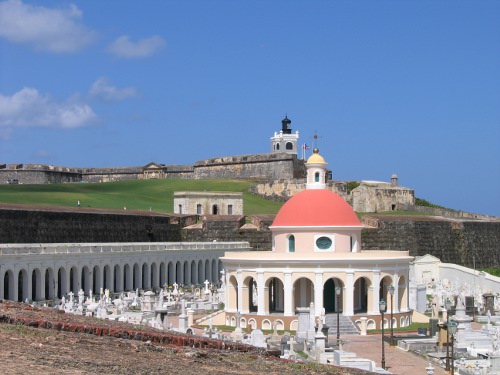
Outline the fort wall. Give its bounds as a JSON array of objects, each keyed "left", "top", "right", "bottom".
[
  {"left": 192, "top": 153, "right": 305, "bottom": 180},
  {"left": 0, "top": 206, "right": 498, "bottom": 267},
  {"left": 0, "top": 153, "right": 305, "bottom": 184},
  {"left": 249, "top": 179, "right": 348, "bottom": 202},
  {"left": 360, "top": 216, "right": 500, "bottom": 268},
  {"left": 0, "top": 205, "right": 188, "bottom": 243}
]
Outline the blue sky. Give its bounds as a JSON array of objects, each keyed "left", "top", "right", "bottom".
[{"left": 0, "top": 0, "right": 499, "bottom": 216}]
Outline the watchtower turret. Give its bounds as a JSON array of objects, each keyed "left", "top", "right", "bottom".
[{"left": 270, "top": 116, "right": 299, "bottom": 154}]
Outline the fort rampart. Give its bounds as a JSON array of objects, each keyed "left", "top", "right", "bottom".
[
  {"left": 0, "top": 205, "right": 188, "bottom": 243},
  {"left": 360, "top": 216, "right": 500, "bottom": 268},
  {"left": 1, "top": 205, "right": 498, "bottom": 268},
  {"left": 0, "top": 153, "right": 305, "bottom": 184}
]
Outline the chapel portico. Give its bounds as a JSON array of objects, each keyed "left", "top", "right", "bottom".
[{"left": 221, "top": 148, "right": 413, "bottom": 332}]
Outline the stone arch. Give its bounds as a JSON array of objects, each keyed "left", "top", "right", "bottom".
[
  {"left": 133, "top": 263, "right": 140, "bottom": 290},
  {"left": 159, "top": 262, "right": 166, "bottom": 287},
  {"left": 265, "top": 276, "right": 284, "bottom": 313},
  {"left": 398, "top": 275, "right": 407, "bottom": 311},
  {"left": 114, "top": 264, "right": 122, "bottom": 292},
  {"left": 103, "top": 265, "right": 112, "bottom": 291},
  {"left": 366, "top": 319, "right": 376, "bottom": 330},
  {"left": 243, "top": 276, "right": 257, "bottom": 313},
  {"left": 142, "top": 263, "right": 149, "bottom": 290},
  {"left": 81, "top": 266, "right": 90, "bottom": 295},
  {"left": 150, "top": 262, "right": 158, "bottom": 290},
  {"left": 167, "top": 262, "right": 175, "bottom": 285},
  {"left": 353, "top": 276, "right": 372, "bottom": 313},
  {"left": 197, "top": 260, "right": 204, "bottom": 284},
  {"left": 92, "top": 265, "right": 101, "bottom": 295},
  {"left": 290, "top": 320, "right": 299, "bottom": 331},
  {"left": 31, "top": 268, "right": 42, "bottom": 301},
  {"left": 285, "top": 141, "right": 293, "bottom": 150},
  {"left": 18, "top": 269, "right": 28, "bottom": 302},
  {"left": 228, "top": 275, "right": 238, "bottom": 311},
  {"left": 211, "top": 259, "right": 217, "bottom": 281},
  {"left": 190, "top": 261, "right": 197, "bottom": 284},
  {"left": 45, "top": 268, "right": 55, "bottom": 300},
  {"left": 69, "top": 266, "right": 79, "bottom": 294},
  {"left": 183, "top": 261, "right": 189, "bottom": 285},
  {"left": 230, "top": 316, "right": 236, "bottom": 327},
  {"left": 381, "top": 317, "right": 388, "bottom": 329},
  {"left": 212, "top": 204, "right": 219, "bottom": 215},
  {"left": 293, "top": 276, "right": 314, "bottom": 311},
  {"left": 3, "top": 269, "right": 14, "bottom": 300},
  {"left": 248, "top": 318, "right": 257, "bottom": 330},
  {"left": 204, "top": 260, "right": 210, "bottom": 282},
  {"left": 218, "top": 260, "right": 223, "bottom": 280},
  {"left": 323, "top": 277, "right": 345, "bottom": 313},
  {"left": 175, "top": 261, "right": 182, "bottom": 284},
  {"left": 240, "top": 317, "right": 247, "bottom": 329},
  {"left": 124, "top": 264, "right": 132, "bottom": 291},
  {"left": 261, "top": 319, "right": 271, "bottom": 330},
  {"left": 57, "top": 267, "right": 67, "bottom": 299},
  {"left": 274, "top": 319, "right": 285, "bottom": 331},
  {"left": 379, "top": 275, "right": 394, "bottom": 311}
]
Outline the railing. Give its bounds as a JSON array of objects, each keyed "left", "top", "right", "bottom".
[{"left": 0, "top": 242, "right": 251, "bottom": 256}]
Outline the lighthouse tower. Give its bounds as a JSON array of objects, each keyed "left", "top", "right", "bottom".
[{"left": 270, "top": 116, "right": 299, "bottom": 155}]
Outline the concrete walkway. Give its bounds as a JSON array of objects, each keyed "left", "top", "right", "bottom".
[{"left": 337, "top": 334, "right": 447, "bottom": 375}]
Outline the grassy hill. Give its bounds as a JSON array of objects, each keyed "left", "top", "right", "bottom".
[{"left": 0, "top": 179, "right": 283, "bottom": 215}]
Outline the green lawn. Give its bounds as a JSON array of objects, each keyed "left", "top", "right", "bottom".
[{"left": 0, "top": 179, "right": 283, "bottom": 215}]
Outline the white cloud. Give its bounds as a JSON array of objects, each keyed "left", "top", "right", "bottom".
[
  {"left": 0, "top": 87, "right": 97, "bottom": 129},
  {"left": 89, "top": 77, "right": 137, "bottom": 102},
  {"left": 108, "top": 35, "right": 165, "bottom": 58},
  {"left": 0, "top": 0, "right": 96, "bottom": 53}
]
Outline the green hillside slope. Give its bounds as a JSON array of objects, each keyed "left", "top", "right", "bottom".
[{"left": 0, "top": 179, "right": 283, "bottom": 215}]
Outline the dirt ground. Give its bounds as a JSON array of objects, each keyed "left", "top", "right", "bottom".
[{"left": 0, "top": 301, "right": 372, "bottom": 375}]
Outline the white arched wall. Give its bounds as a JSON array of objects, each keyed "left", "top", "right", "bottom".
[{"left": 0, "top": 242, "right": 242, "bottom": 302}]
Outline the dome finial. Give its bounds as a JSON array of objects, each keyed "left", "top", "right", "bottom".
[{"left": 313, "top": 147, "right": 319, "bottom": 154}]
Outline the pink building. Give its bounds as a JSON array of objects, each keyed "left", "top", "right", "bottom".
[{"left": 221, "top": 148, "right": 413, "bottom": 331}]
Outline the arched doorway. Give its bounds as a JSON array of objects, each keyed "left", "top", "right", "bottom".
[
  {"left": 293, "top": 277, "right": 314, "bottom": 311},
  {"left": 267, "top": 277, "right": 284, "bottom": 313},
  {"left": 323, "top": 278, "right": 344, "bottom": 313}
]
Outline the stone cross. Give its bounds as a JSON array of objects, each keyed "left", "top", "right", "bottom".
[
  {"left": 204, "top": 279, "right": 210, "bottom": 292},
  {"left": 68, "top": 291, "right": 74, "bottom": 303},
  {"left": 287, "top": 336, "right": 297, "bottom": 357}
]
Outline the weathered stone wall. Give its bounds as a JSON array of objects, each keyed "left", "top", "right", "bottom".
[
  {"left": 397, "top": 203, "right": 497, "bottom": 221},
  {"left": 361, "top": 216, "right": 500, "bottom": 268},
  {"left": 193, "top": 153, "right": 305, "bottom": 181},
  {"left": 351, "top": 183, "right": 414, "bottom": 212},
  {"left": 181, "top": 215, "right": 272, "bottom": 251},
  {"left": 0, "top": 206, "right": 185, "bottom": 243},
  {"left": 0, "top": 169, "right": 82, "bottom": 184},
  {"left": 249, "top": 179, "right": 348, "bottom": 202}
]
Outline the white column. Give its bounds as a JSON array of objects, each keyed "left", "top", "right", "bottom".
[
  {"left": 345, "top": 271, "right": 354, "bottom": 316},
  {"left": 237, "top": 270, "right": 243, "bottom": 313},
  {"left": 314, "top": 271, "right": 323, "bottom": 317},
  {"left": 393, "top": 273, "right": 400, "bottom": 313},
  {"left": 257, "top": 270, "right": 265, "bottom": 315},
  {"left": 284, "top": 271, "right": 293, "bottom": 316},
  {"left": 372, "top": 270, "right": 380, "bottom": 314}
]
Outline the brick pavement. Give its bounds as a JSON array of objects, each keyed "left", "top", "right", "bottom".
[{"left": 337, "top": 334, "right": 447, "bottom": 375}]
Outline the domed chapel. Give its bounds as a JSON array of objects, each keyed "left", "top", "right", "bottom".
[{"left": 221, "top": 149, "right": 414, "bottom": 331}]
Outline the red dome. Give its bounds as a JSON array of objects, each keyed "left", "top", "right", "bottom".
[{"left": 272, "top": 189, "right": 361, "bottom": 227}]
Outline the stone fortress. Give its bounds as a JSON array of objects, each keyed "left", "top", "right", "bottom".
[{"left": 0, "top": 116, "right": 427, "bottom": 215}]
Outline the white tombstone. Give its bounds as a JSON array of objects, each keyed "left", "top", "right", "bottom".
[{"left": 250, "top": 329, "right": 267, "bottom": 348}]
